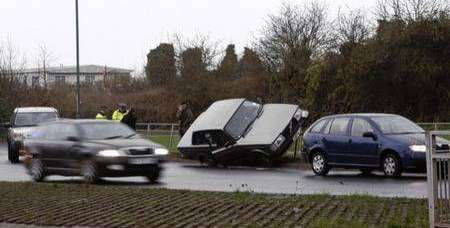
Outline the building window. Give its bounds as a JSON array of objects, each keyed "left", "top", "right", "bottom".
[
  {"left": 85, "top": 75, "right": 95, "bottom": 84},
  {"left": 31, "top": 76, "right": 39, "bottom": 87},
  {"left": 55, "top": 75, "right": 65, "bottom": 84}
]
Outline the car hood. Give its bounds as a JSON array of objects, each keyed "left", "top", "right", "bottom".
[
  {"left": 85, "top": 138, "right": 163, "bottom": 149},
  {"left": 11, "top": 126, "right": 39, "bottom": 139},
  {"left": 237, "top": 104, "right": 299, "bottom": 145},
  {"left": 385, "top": 133, "right": 450, "bottom": 146}
]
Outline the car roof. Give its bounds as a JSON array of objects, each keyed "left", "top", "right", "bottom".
[
  {"left": 51, "top": 119, "right": 115, "bottom": 124},
  {"left": 321, "top": 113, "right": 400, "bottom": 119},
  {"left": 14, "top": 107, "right": 58, "bottom": 113}
]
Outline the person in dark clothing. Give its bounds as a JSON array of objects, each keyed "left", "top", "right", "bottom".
[
  {"left": 176, "top": 102, "right": 193, "bottom": 137},
  {"left": 121, "top": 108, "right": 137, "bottom": 130}
]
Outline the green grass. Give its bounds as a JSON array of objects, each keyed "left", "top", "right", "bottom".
[
  {"left": 0, "top": 182, "right": 429, "bottom": 227},
  {"left": 147, "top": 134, "right": 180, "bottom": 153}
]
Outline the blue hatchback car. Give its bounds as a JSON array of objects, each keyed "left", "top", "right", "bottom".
[{"left": 302, "top": 114, "right": 449, "bottom": 177}]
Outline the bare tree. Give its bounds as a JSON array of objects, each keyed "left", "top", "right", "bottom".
[
  {"left": 334, "top": 9, "right": 372, "bottom": 50},
  {"left": 173, "top": 33, "right": 222, "bottom": 71},
  {"left": 376, "top": 0, "right": 449, "bottom": 21},
  {"left": 254, "top": 1, "right": 330, "bottom": 102},
  {"left": 255, "top": 2, "right": 330, "bottom": 72},
  {"left": 36, "top": 44, "right": 55, "bottom": 88}
]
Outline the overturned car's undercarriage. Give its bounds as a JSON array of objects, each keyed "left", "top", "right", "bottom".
[{"left": 177, "top": 99, "right": 308, "bottom": 166}]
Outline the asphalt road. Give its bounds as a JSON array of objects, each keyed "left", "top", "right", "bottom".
[{"left": 0, "top": 144, "right": 428, "bottom": 198}]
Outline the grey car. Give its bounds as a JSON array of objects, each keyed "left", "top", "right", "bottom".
[
  {"left": 7, "top": 107, "right": 59, "bottom": 163},
  {"left": 177, "top": 99, "right": 308, "bottom": 165}
]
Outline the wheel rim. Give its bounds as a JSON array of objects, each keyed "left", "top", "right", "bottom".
[
  {"left": 384, "top": 156, "right": 396, "bottom": 176},
  {"left": 82, "top": 162, "right": 96, "bottom": 182},
  {"left": 30, "top": 160, "right": 43, "bottom": 180},
  {"left": 312, "top": 154, "right": 325, "bottom": 173}
]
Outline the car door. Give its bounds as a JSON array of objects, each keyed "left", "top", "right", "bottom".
[
  {"left": 349, "top": 118, "right": 380, "bottom": 166},
  {"left": 41, "top": 123, "right": 79, "bottom": 172},
  {"left": 321, "top": 117, "right": 351, "bottom": 164}
]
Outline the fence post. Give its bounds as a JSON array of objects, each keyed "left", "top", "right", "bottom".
[
  {"left": 169, "top": 124, "right": 175, "bottom": 148},
  {"left": 426, "top": 131, "right": 436, "bottom": 227},
  {"left": 435, "top": 123, "right": 438, "bottom": 131},
  {"left": 147, "top": 123, "right": 150, "bottom": 138}
]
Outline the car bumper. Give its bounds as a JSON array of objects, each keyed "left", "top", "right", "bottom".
[
  {"left": 405, "top": 152, "right": 426, "bottom": 172},
  {"left": 94, "top": 156, "right": 163, "bottom": 177}
]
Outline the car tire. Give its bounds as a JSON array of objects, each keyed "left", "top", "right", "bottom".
[
  {"left": 146, "top": 170, "right": 160, "bottom": 183},
  {"left": 311, "top": 151, "right": 330, "bottom": 176},
  {"left": 382, "top": 154, "right": 402, "bottom": 177},
  {"left": 81, "top": 160, "right": 99, "bottom": 184},
  {"left": 29, "top": 158, "right": 45, "bottom": 182},
  {"left": 8, "top": 143, "right": 19, "bottom": 164}
]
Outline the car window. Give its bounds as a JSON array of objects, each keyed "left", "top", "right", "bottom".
[
  {"left": 329, "top": 118, "right": 350, "bottom": 135},
  {"left": 79, "top": 122, "right": 135, "bottom": 140},
  {"left": 225, "top": 101, "right": 261, "bottom": 140},
  {"left": 45, "top": 123, "right": 78, "bottom": 140},
  {"left": 371, "top": 116, "right": 424, "bottom": 134},
  {"left": 14, "top": 112, "right": 58, "bottom": 127},
  {"left": 322, "top": 118, "right": 333, "bottom": 134},
  {"left": 351, "top": 118, "right": 374, "bottom": 137},
  {"left": 310, "top": 119, "right": 327, "bottom": 133}
]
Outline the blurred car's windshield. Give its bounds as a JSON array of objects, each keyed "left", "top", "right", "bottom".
[
  {"left": 371, "top": 116, "right": 424, "bottom": 134},
  {"left": 14, "top": 112, "right": 58, "bottom": 127},
  {"left": 225, "top": 101, "right": 262, "bottom": 139},
  {"left": 79, "top": 122, "right": 136, "bottom": 140}
]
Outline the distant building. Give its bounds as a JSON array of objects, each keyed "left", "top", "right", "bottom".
[{"left": 22, "top": 65, "right": 133, "bottom": 87}]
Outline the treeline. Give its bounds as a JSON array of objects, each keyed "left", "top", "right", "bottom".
[
  {"left": 143, "top": 0, "right": 450, "bottom": 122},
  {"left": 0, "top": 0, "right": 449, "bottom": 123}
]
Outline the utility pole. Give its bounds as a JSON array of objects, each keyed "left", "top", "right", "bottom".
[{"left": 75, "top": 0, "right": 81, "bottom": 118}]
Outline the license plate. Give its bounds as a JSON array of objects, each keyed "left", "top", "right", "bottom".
[{"left": 128, "top": 158, "right": 156, "bottom": 165}]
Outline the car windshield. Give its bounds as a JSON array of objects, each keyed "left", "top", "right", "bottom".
[
  {"left": 371, "top": 116, "right": 424, "bottom": 134},
  {"left": 225, "top": 101, "right": 262, "bottom": 140},
  {"left": 79, "top": 122, "right": 136, "bottom": 140},
  {"left": 14, "top": 112, "right": 58, "bottom": 127}
]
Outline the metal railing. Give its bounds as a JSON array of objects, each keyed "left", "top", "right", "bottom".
[
  {"left": 135, "top": 123, "right": 179, "bottom": 148},
  {"left": 426, "top": 130, "right": 450, "bottom": 227}
]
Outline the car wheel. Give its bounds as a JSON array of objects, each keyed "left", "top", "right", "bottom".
[
  {"left": 146, "top": 170, "right": 160, "bottom": 183},
  {"left": 311, "top": 152, "right": 330, "bottom": 176},
  {"left": 382, "top": 154, "right": 402, "bottom": 177},
  {"left": 81, "top": 160, "right": 99, "bottom": 184},
  {"left": 29, "top": 158, "right": 45, "bottom": 182},
  {"left": 8, "top": 143, "right": 19, "bottom": 164}
]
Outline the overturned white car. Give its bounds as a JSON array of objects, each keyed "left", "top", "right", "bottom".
[{"left": 177, "top": 99, "right": 308, "bottom": 165}]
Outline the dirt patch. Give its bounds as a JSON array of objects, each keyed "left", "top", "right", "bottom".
[{"left": 0, "top": 182, "right": 428, "bottom": 227}]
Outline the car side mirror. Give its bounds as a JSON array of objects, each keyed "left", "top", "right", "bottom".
[
  {"left": 67, "top": 136, "right": 80, "bottom": 142},
  {"left": 204, "top": 133, "right": 213, "bottom": 145},
  {"left": 363, "top": 132, "right": 377, "bottom": 140}
]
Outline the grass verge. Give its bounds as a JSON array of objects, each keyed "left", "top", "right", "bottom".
[{"left": 0, "top": 182, "right": 428, "bottom": 227}]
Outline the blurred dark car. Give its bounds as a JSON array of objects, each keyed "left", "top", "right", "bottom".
[
  {"left": 23, "top": 119, "right": 168, "bottom": 183},
  {"left": 6, "top": 107, "right": 59, "bottom": 163},
  {"left": 178, "top": 98, "right": 309, "bottom": 165},
  {"left": 303, "top": 114, "right": 450, "bottom": 177}
]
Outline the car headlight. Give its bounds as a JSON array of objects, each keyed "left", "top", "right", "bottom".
[
  {"left": 154, "top": 148, "right": 169, "bottom": 156},
  {"left": 409, "top": 145, "right": 426, "bottom": 152},
  {"left": 271, "top": 135, "right": 286, "bottom": 151},
  {"left": 98, "top": 149, "right": 124, "bottom": 157},
  {"left": 293, "top": 110, "right": 309, "bottom": 120}
]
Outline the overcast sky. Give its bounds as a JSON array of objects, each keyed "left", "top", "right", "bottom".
[{"left": 0, "top": 0, "right": 378, "bottom": 73}]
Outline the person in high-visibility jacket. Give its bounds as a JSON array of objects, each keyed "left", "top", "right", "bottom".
[
  {"left": 112, "top": 103, "right": 128, "bottom": 122},
  {"left": 95, "top": 110, "right": 107, "bottom": 120}
]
